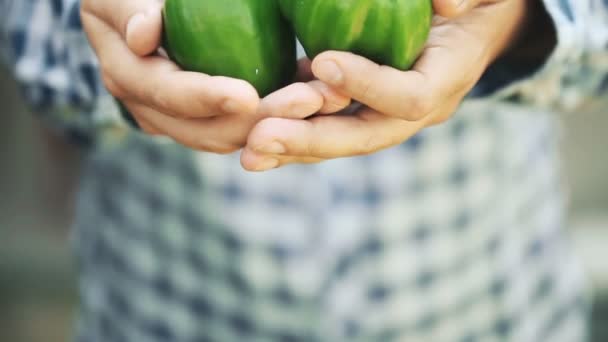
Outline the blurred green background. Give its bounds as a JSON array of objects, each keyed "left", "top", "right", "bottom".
[{"left": 1, "top": 66, "right": 607, "bottom": 341}]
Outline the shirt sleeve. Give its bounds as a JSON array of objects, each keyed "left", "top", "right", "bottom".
[
  {"left": 0, "top": 0, "right": 133, "bottom": 146},
  {"left": 472, "top": 0, "right": 608, "bottom": 113}
]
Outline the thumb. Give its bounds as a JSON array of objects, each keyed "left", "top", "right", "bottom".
[
  {"left": 82, "top": 0, "right": 163, "bottom": 56},
  {"left": 432, "top": 0, "right": 483, "bottom": 18}
]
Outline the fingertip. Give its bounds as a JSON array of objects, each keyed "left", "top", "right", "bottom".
[
  {"left": 236, "top": 80, "right": 262, "bottom": 113},
  {"left": 286, "top": 83, "right": 324, "bottom": 118},
  {"left": 125, "top": 4, "right": 163, "bottom": 56},
  {"left": 311, "top": 51, "right": 381, "bottom": 89},
  {"left": 308, "top": 81, "right": 351, "bottom": 114},
  {"left": 310, "top": 51, "right": 344, "bottom": 71},
  {"left": 239, "top": 149, "right": 256, "bottom": 171},
  {"left": 239, "top": 148, "right": 279, "bottom": 172},
  {"left": 258, "top": 82, "right": 323, "bottom": 119},
  {"left": 215, "top": 77, "right": 260, "bottom": 115},
  {"left": 311, "top": 59, "right": 344, "bottom": 87},
  {"left": 320, "top": 97, "right": 351, "bottom": 114},
  {"left": 240, "top": 148, "right": 260, "bottom": 172}
]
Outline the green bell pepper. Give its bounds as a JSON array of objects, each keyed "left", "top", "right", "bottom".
[
  {"left": 280, "top": 0, "right": 433, "bottom": 70},
  {"left": 162, "top": 0, "right": 297, "bottom": 97}
]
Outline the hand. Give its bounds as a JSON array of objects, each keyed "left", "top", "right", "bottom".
[
  {"left": 241, "top": 0, "right": 532, "bottom": 170},
  {"left": 80, "top": 0, "right": 346, "bottom": 153}
]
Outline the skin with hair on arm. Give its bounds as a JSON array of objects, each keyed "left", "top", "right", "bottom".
[{"left": 241, "top": 0, "right": 556, "bottom": 171}]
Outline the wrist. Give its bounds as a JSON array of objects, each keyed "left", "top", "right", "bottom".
[
  {"left": 497, "top": 0, "right": 557, "bottom": 64},
  {"left": 470, "top": 0, "right": 558, "bottom": 98},
  {"left": 483, "top": 0, "right": 529, "bottom": 64}
]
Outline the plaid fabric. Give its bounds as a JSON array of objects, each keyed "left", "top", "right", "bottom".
[{"left": 2, "top": 0, "right": 608, "bottom": 341}]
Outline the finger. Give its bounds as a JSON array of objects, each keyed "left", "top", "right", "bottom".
[
  {"left": 259, "top": 83, "right": 325, "bottom": 120},
  {"left": 307, "top": 81, "right": 351, "bottom": 114},
  {"left": 312, "top": 43, "right": 481, "bottom": 121},
  {"left": 247, "top": 94, "right": 461, "bottom": 171},
  {"left": 81, "top": 14, "right": 260, "bottom": 119},
  {"left": 82, "top": 0, "right": 163, "bottom": 56},
  {"left": 245, "top": 108, "right": 430, "bottom": 164},
  {"left": 433, "top": 0, "right": 484, "bottom": 18},
  {"left": 295, "top": 58, "right": 314, "bottom": 82},
  {"left": 311, "top": 51, "right": 436, "bottom": 121},
  {"left": 127, "top": 103, "right": 247, "bottom": 154},
  {"left": 243, "top": 103, "right": 460, "bottom": 170},
  {"left": 240, "top": 147, "right": 324, "bottom": 172}
]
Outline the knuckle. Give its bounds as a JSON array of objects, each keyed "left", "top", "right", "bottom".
[{"left": 195, "top": 96, "right": 220, "bottom": 117}]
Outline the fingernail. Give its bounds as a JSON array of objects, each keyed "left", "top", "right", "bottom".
[
  {"left": 126, "top": 13, "right": 145, "bottom": 39},
  {"left": 257, "top": 141, "right": 286, "bottom": 155},
  {"left": 221, "top": 100, "right": 243, "bottom": 115},
  {"left": 255, "top": 158, "right": 279, "bottom": 171},
  {"left": 315, "top": 60, "right": 343, "bottom": 86}
]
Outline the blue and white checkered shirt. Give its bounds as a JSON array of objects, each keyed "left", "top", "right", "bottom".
[{"left": 2, "top": 1, "right": 608, "bottom": 341}]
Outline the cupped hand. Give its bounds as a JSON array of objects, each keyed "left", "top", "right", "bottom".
[
  {"left": 241, "top": 0, "right": 531, "bottom": 170},
  {"left": 80, "top": 0, "right": 346, "bottom": 153}
]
